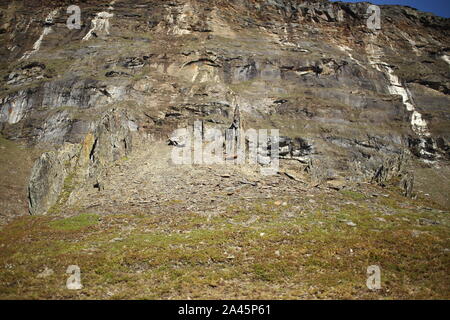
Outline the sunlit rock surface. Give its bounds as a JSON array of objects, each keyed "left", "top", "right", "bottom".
[{"left": 0, "top": 0, "right": 449, "bottom": 214}]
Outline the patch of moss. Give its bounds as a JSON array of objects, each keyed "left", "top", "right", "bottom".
[
  {"left": 49, "top": 213, "right": 100, "bottom": 231},
  {"left": 47, "top": 172, "right": 76, "bottom": 215},
  {"left": 341, "top": 190, "right": 367, "bottom": 201}
]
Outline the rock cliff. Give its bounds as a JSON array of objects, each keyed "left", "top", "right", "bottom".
[{"left": 0, "top": 0, "right": 449, "bottom": 217}]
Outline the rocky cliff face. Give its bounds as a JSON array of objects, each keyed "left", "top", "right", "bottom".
[{"left": 0, "top": 0, "right": 449, "bottom": 218}]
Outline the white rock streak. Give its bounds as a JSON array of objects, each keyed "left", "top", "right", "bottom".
[
  {"left": 82, "top": 1, "right": 116, "bottom": 41},
  {"left": 399, "top": 30, "right": 420, "bottom": 56},
  {"left": 20, "top": 10, "right": 59, "bottom": 60},
  {"left": 442, "top": 55, "right": 450, "bottom": 66},
  {"left": 336, "top": 44, "right": 367, "bottom": 70},
  {"left": 366, "top": 35, "right": 430, "bottom": 138}
]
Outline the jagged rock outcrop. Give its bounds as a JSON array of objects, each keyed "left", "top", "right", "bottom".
[
  {"left": 28, "top": 108, "right": 135, "bottom": 214},
  {"left": 28, "top": 143, "right": 79, "bottom": 215}
]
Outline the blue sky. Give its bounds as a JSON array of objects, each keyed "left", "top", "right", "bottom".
[{"left": 331, "top": 0, "right": 450, "bottom": 18}]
